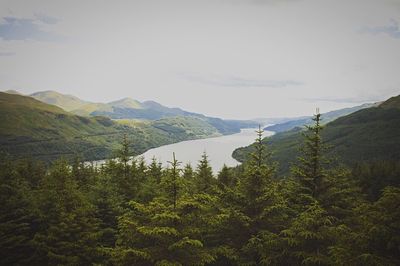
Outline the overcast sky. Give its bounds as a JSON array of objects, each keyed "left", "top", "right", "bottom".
[{"left": 0, "top": 0, "right": 399, "bottom": 119}]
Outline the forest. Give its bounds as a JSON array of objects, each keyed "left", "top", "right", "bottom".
[{"left": 1, "top": 113, "right": 399, "bottom": 266}]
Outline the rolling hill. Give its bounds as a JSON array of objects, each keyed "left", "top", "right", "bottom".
[
  {"left": 30, "top": 90, "right": 257, "bottom": 133},
  {"left": 233, "top": 94, "right": 400, "bottom": 174},
  {"left": 264, "top": 102, "right": 378, "bottom": 133},
  {"left": 30, "top": 90, "right": 89, "bottom": 112},
  {"left": 0, "top": 92, "right": 233, "bottom": 162}
]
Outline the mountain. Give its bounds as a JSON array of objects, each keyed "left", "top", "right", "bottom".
[
  {"left": 31, "top": 90, "right": 258, "bottom": 134},
  {"left": 264, "top": 103, "right": 378, "bottom": 133},
  {"left": 30, "top": 90, "right": 89, "bottom": 111},
  {"left": 233, "top": 95, "right": 400, "bottom": 174},
  {"left": 0, "top": 92, "right": 232, "bottom": 162},
  {"left": 109, "top": 97, "right": 143, "bottom": 109},
  {"left": 4, "top": 89, "right": 22, "bottom": 95}
]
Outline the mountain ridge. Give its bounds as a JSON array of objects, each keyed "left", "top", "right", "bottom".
[{"left": 233, "top": 94, "right": 400, "bottom": 174}]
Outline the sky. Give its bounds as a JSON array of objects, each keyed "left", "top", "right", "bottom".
[{"left": 0, "top": 0, "right": 400, "bottom": 119}]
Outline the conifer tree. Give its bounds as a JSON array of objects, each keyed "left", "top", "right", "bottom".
[
  {"left": 31, "top": 160, "right": 100, "bottom": 265},
  {"left": 183, "top": 163, "right": 194, "bottom": 180},
  {"left": 194, "top": 152, "right": 215, "bottom": 193},
  {"left": 164, "top": 152, "right": 182, "bottom": 209},
  {"left": 239, "top": 125, "right": 275, "bottom": 216},
  {"left": 147, "top": 157, "right": 163, "bottom": 184},
  {"left": 114, "top": 153, "right": 216, "bottom": 265},
  {"left": 0, "top": 158, "right": 37, "bottom": 265},
  {"left": 117, "top": 133, "right": 131, "bottom": 179},
  {"left": 217, "top": 164, "right": 236, "bottom": 189},
  {"left": 292, "top": 109, "right": 326, "bottom": 199}
]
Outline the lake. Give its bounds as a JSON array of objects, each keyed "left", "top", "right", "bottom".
[{"left": 139, "top": 128, "right": 274, "bottom": 172}]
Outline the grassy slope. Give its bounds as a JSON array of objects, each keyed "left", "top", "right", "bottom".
[
  {"left": 0, "top": 93, "right": 226, "bottom": 162},
  {"left": 30, "top": 90, "right": 88, "bottom": 111},
  {"left": 31, "top": 90, "right": 258, "bottom": 134},
  {"left": 233, "top": 95, "right": 400, "bottom": 175}
]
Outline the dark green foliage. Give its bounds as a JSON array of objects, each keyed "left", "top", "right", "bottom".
[
  {"left": 352, "top": 160, "right": 400, "bottom": 200},
  {"left": 1, "top": 107, "right": 400, "bottom": 265},
  {"left": 194, "top": 152, "right": 216, "bottom": 194},
  {"left": 233, "top": 95, "right": 400, "bottom": 175}
]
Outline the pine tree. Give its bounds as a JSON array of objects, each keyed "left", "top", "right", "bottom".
[
  {"left": 194, "top": 152, "right": 215, "bottom": 194},
  {"left": 147, "top": 157, "right": 163, "bottom": 184},
  {"left": 31, "top": 160, "right": 100, "bottom": 265},
  {"left": 292, "top": 109, "right": 326, "bottom": 200},
  {"left": 217, "top": 164, "right": 236, "bottom": 189},
  {"left": 164, "top": 152, "right": 182, "bottom": 209},
  {"left": 0, "top": 158, "right": 37, "bottom": 265},
  {"left": 113, "top": 154, "right": 216, "bottom": 265},
  {"left": 239, "top": 125, "right": 275, "bottom": 216},
  {"left": 117, "top": 133, "right": 131, "bottom": 179}
]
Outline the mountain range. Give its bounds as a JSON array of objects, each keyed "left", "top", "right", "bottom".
[
  {"left": 264, "top": 102, "right": 379, "bottom": 133},
  {"left": 0, "top": 91, "right": 256, "bottom": 162},
  {"left": 233, "top": 94, "right": 400, "bottom": 174}
]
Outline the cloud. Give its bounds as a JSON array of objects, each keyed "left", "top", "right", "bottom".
[
  {"left": 0, "top": 16, "right": 64, "bottom": 42},
  {"left": 0, "top": 51, "right": 15, "bottom": 56},
  {"left": 180, "top": 73, "right": 303, "bottom": 88},
  {"left": 360, "top": 19, "right": 400, "bottom": 39},
  {"left": 34, "top": 13, "right": 59, "bottom": 25}
]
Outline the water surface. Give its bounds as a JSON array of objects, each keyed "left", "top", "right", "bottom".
[{"left": 139, "top": 128, "right": 274, "bottom": 172}]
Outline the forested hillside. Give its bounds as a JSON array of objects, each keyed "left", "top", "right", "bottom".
[
  {"left": 233, "top": 95, "right": 400, "bottom": 174},
  {"left": 1, "top": 113, "right": 399, "bottom": 265},
  {"left": 30, "top": 90, "right": 257, "bottom": 133},
  {"left": 264, "top": 102, "right": 377, "bottom": 133},
  {"left": 0, "top": 92, "right": 236, "bottom": 162}
]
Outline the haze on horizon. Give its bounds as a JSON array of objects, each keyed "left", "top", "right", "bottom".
[{"left": 0, "top": 0, "right": 399, "bottom": 119}]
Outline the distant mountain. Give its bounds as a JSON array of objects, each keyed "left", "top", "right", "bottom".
[
  {"left": 109, "top": 97, "right": 143, "bottom": 109},
  {"left": 30, "top": 90, "right": 89, "bottom": 112},
  {"left": 4, "top": 89, "right": 22, "bottom": 95},
  {"left": 31, "top": 90, "right": 258, "bottom": 134},
  {"left": 0, "top": 92, "right": 239, "bottom": 162},
  {"left": 264, "top": 103, "right": 378, "bottom": 133},
  {"left": 233, "top": 95, "right": 400, "bottom": 174}
]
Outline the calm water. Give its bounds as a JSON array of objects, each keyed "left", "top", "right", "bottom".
[{"left": 139, "top": 128, "right": 274, "bottom": 172}]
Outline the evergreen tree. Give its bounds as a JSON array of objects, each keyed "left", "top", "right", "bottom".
[
  {"left": 113, "top": 154, "right": 216, "bottom": 265},
  {"left": 292, "top": 109, "right": 327, "bottom": 200},
  {"left": 239, "top": 125, "right": 275, "bottom": 217},
  {"left": 147, "top": 157, "right": 163, "bottom": 184},
  {"left": 117, "top": 133, "right": 131, "bottom": 179},
  {"left": 0, "top": 158, "right": 37, "bottom": 265},
  {"left": 183, "top": 163, "right": 194, "bottom": 180},
  {"left": 217, "top": 164, "right": 236, "bottom": 189},
  {"left": 163, "top": 152, "right": 183, "bottom": 209},
  {"left": 31, "top": 160, "right": 100, "bottom": 265},
  {"left": 194, "top": 152, "right": 215, "bottom": 194}
]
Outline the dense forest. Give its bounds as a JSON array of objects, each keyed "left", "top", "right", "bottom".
[{"left": 1, "top": 112, "right": 399, "bottom": 265}]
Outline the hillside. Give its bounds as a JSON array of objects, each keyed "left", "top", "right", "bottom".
[
  {"left": 264, "top": 103, "right": 377, "bottom": 133},
  {"left": 233, "top": 95, "right": 400, "bottom": 174},
  {"left": 30, "top": 90, "right": 89, "bottom": 111},
  {"left": 31, "top": 90, "right": 258, "bottom": 134},
  {"left": 0, "top": 92, "right": 230, "bottom": 162}
]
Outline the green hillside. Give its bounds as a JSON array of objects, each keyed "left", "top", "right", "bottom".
[
  {"left": 0, "top": 93, "right": 229, "bottom": 162},
  {"left": 264, "top": 102, "right": 377, "bottom": 133},
  {"left": 233, "top": 94, "right": 400, "bottom": 174},
  {"left": 30, "top": 90, "right": 89, "bottom": 111},
  {"left": 31, "top": 90, "right": 258, "bottom": 134},
  {"left": 109, "top": 97, "right": 143, "bottom": 109}
]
